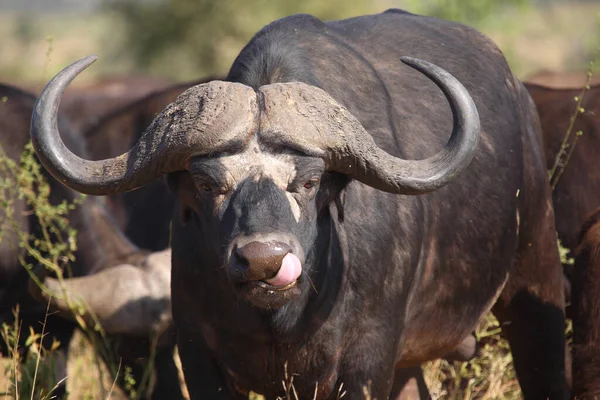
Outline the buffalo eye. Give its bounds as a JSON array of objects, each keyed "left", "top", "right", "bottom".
[
  {"left": 193, "top": 179, "right": 215, "bottom": 193},
  {"left": 192, "top": 176, "right": 229, "bottom": 196},
  {"left": 303, "top": 178, "right": 320, "bottom": 190}
]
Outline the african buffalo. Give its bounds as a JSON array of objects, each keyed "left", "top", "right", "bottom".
[
  {"left": 0, "top": 83, "right": 182, "bottom": 399},
  {"left": 30, "top": 9, "right": 569, "bottom": 399},
  {"left": 524, "top": 80, "right": 600, "bottom": 399},
  {"left": 524, "top": 81, "right": 600, "bottom": 253},
  {"left": 524, "top": 79, "right": 600, "bottom": 309}
]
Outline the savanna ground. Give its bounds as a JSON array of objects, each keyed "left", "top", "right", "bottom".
[{"left": 0, "top": 0, "right": 599, "bottom": 398}]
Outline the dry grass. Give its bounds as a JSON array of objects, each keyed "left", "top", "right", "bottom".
[
  {"left": 0, "top": 330, "right": 159, "bottom": 400},
  {"left": 66, "top": 331, "right": 128, "bottom": 400},
  {"left": 423, "top": 315, "right": 522, "bottom": 400},
  {"left": 2, "top": 321, "right": 523, "bottom": 400}
]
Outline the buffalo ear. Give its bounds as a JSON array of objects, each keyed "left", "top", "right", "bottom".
[
  {"left": 166, "top": 170, "right": 187, "bottom": 194},
  {"left": 316, "top": 172, "right": 350, "bottom": 220},
  {"left": 335, "top": 192, "right": 345, "bottom": 223},
  {"left": 167, "top": 171, "right": 199, "bottom": 224}
]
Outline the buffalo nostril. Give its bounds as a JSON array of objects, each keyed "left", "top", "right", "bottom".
[
  {"left": 233, "top": 247, "right": 249, "bottom": 266},
  {"left": 234, "top": 241, "right": 292, "bottom": 281}
]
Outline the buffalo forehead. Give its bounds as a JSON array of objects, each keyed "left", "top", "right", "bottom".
[
  {"left": 216, "top": 144, "right": 302, "bottom": 222},
  {"left": 173, "top": 81, "right": 342, "bottom": 157},
  {"left": 217, "top": 145, "right": 297, "bottom": 189}
]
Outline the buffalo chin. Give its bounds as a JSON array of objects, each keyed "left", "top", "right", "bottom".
[{"left": 237, "top": 280, "right": 301, "bottom": 309}]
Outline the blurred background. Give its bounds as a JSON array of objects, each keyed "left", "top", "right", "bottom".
[
  {"left": 0, "top": 2, "right": 597, "bottom": 398},
  {"left": 0, "top": 0, "right": 599, "bottom": 88}
]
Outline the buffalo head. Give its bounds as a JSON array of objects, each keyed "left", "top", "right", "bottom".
[{"left": 31, "top": 55, "right": 480, "bottom": 310}]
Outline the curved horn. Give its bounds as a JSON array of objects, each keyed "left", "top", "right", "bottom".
[
  {"left": 28, "top": 250, "right": 173, "bottom": 336},
  {"left": 31, "top": 56, "right": 258, "bottom": 195},
  {"left": 259, "top": 57, "right": 480, "bottom": 195}
]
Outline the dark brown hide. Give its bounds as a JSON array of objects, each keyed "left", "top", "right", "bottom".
[
  {"left": 524, "top": 78, "right": 600, "bottom": 398},
  {"left": 525, "top": 82, "right": 600, "bottom": 253},
  {"left": 572, "top": 208, "right": 600, "bottom": 399}
]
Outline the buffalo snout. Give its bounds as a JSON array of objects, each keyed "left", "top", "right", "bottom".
[
  {"left": 228, "top": 235, "right": 304, "bottom": 288},
  {"left": 235, "top": 241, "right": 291, "bottom": 280}
]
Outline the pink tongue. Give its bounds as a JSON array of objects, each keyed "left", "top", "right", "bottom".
[{"left": 264, "top": 253, "right": 302, "bottom": 287}]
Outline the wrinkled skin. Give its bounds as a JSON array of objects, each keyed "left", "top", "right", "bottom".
[
  {"left": 31, "top": 9, "right": 569, "bottom": 400},
  {"left": 0, "top": 84, "right": 183, "bottom": 400},
  {"left": 524, "top": 80, "right": 600, "bottom": 398},
  {"left": 83, "top": 78, "right": 218, "bottom": 251}
]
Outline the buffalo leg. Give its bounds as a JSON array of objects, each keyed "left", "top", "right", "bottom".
[
  {"left": 571, "top": 210, "right": 600, "bottom": 399},
  {"left": 388, "top": 334, "right": 476, "bottom": 400},
  {"left": 493, "top": 202, "right": 570, "bottom": 399},
  {"left": 176, "top": 330, "right": 231, "bottom": 400},
  {"left": 389, "top": 365, "right": 430, "bottom": 400},
  {"left": 150, "top": 343, "right": 186, "bottom": 400}
]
